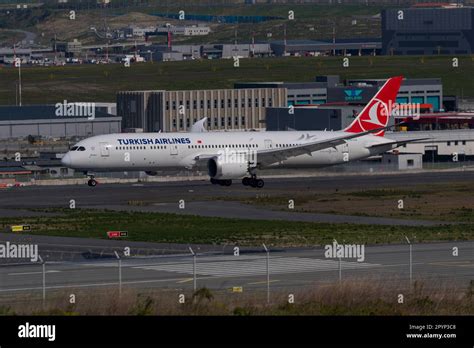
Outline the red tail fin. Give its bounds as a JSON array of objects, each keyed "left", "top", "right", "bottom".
[{"left": 344, "top": 76, "right": 403, "bottom": 137}]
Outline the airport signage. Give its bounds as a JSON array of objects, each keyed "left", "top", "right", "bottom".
[
  {"left": 10, "top": 225, "right": 31, "bottom": 233},
  {"left": 232, "top": 287, "right": 243, "bottom": 293},
  {"left": 327, "top": 86, "right": 377, "bottom": 104},
  {"left": 107, "top": 231, "right": 128, "bottom": 238},
  {"left": 344, "top": 89, "right": 363, "bottom": 101}
]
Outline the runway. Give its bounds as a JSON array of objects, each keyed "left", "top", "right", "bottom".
[
  {"left": 0, "top": 241, "right": 472, "bottom": 297},
  {"left": 1, "top": 170, "right": 472, "bottom": 225},
  {"left": 0, "top": 171, "right": 472, "bottom": 299}
]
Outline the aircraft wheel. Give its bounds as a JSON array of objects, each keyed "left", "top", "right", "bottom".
[
  {"left": 256, "top": 179, "right": 264, "bottom": 188},
  {"left": 242, "top": 177, "right": 250, "bottom": 186},
  {"left": 88, "top": 179, "right": 97, "bottom": 187}
]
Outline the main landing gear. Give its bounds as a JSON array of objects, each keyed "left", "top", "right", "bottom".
[
  {"left": 242, "top": 176, "right": 264, "bottom": 188},
  {"left": 210, "top": 178, "right": 232, "bottom": 186},
  {"left": 85, "top": 172, "right": 98, "bottom": 187}
]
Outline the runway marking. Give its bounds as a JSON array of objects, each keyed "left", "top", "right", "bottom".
[
  {"left": 247, "top": 280, "right": 280, "bottom": 285},
  {"left": 8, "top": 270, "right": 61, "bottom": 276},
  {"left": 176, "top": 278, "right": 194, "bottom": 283},
  {"left": 428, "top": 261, "right": 473, "bottom": 267},
  {"left": 0, "top": 276, "right": 216, "bottom": 293},
  {"left": 132, "top": 256, "right": 380, "bottom": 277}
]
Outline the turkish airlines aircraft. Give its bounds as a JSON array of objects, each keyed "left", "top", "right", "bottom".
[{"left": 61, "top": 76, "right": 421, "bottom": 188}]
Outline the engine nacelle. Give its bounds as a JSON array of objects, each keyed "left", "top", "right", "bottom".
[
  {"left": 145, "top": 171, "right": 158, "bottom": 176},
  {"left": 207, "top": 157, "right": 248, "bottom": 180}
]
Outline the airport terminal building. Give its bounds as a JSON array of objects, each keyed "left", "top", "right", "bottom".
[
  {"left": 382, "top": 6, "right": 474, "bottom": 55},
  {"left": 117, "top": 88, "right": 287, "bottom": 132},
  {"left": 236, "top": 75, "right": 444, "bottom": 111},
  {"left": 117, "top": 76, "right": 446, "bottom": 133}
]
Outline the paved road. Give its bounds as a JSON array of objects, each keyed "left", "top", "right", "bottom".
[
  {"left": 0, "top": 241, "right": 472, "bottom": 298},
  {"left": 1, "top": 171, "right": 472, "bottom": 225}
]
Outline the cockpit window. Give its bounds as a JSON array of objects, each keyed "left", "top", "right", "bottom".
[
  {"left": 77, "top": 146, "right": 86, "bottom": 151},
  {"left": 70, "top": 146, "right": 78, "bottom": 151}
]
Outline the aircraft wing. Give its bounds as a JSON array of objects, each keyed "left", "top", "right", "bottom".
[
  {"left": 255, "top": 126, "right": 391, "bottom": 167},
  {"left": 365, "top": 137, "right": 431, "bottom": 150},
  {"left": 188, "top": 125, "right": 395, "bottom": 169}
]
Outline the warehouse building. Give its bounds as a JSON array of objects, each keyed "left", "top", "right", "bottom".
[
  {"left": 382, "top": 6, "right": 474, "bottom": 55},
  {"left": 117, "top": 88, "right": 287, "bottom": 132},
  {"left": 388, "top": 129, "right": 474, "bottom": 160},
  {"left": 270, "top": 39, "right": 382, "bottom": 57},
  {"left": 0, "top": 104, "right": 120, "bottom": 139}
]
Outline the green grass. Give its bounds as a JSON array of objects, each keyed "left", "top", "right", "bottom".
[
  {"left": 1, "top": 55, "right": 474, "bottom": 105},
  {"left": 1, "top": 209, "right": 473, "bottom": 247}
]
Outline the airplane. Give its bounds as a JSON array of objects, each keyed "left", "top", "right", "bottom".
[{"left": 61, "top": 76, "right": 425, "bottom": 188}]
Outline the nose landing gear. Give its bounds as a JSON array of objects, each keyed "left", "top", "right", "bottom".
[
  {"left": 87, "top": 178, "right": 97, "bottom": 187},
  {"left": 85, "top": 172, "right": 98, "bottom": 187}
]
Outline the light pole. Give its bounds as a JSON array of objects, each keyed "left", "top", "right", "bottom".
[
  {"left": 38, "top": 255, "right": 45, "bottom": 307},
  {"left": 405, "top": 236, "right": 412, "bottom": 285},
  {"left": 338, "top": 256, "right": 342, "bottom": 283},
  {"left": 189, "top": 247, "right": 196, "bottom": 292},
  {"left": 15, "top": 57, "right": 22, "bottom": 106},
  {"left": 263, "top": 243, "right": 270, "bottom": 304},
  {"left": 114, "top": 251, "right": 122, "bottom": 297},
  {"left": 334, "top": 239, "right": 342, "bottom": 283}
]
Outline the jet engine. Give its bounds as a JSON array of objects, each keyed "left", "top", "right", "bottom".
[{"left": 207, "top": 157, "right": 248, "bottom": 180}]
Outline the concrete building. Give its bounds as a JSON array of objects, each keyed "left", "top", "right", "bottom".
[
  {"left": 0, "top": 104, "right": 120, "bottom": 139},
  {"left": 148, "top": 45, "right": 201, "bottom": 61},
  {"left": 56, "top": 39, "right": 82, "bottom": 53},
  {"left": 0, "top": 48, "right": 32, "bottom": 63},
  {"left": 388, "top": 129, "right": 474, "bottom": 159},
  {"left": 382, "top": 6, "right": 474, "bottom": 55},
  {"left": 270, "top": 39, "right": 382, "bottom": 57},
  {"left": 348, "top": 77, "right": 444, "bottom": 111},
  {"left": 200, "top": 43, "right": 272, "bottom": 59},
  {"left": 154, "top": 25, "right": 211, "bottom": 36},
  {"left": 117, "top": 88, "right": 287, "bottom": 132},
  {"left": 381, "top": 153, "right": 423, "bottom": 170}
]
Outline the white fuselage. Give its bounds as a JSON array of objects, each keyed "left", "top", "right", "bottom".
[{"left": 62, "top": 130, "right": 395, "bottom": 173}]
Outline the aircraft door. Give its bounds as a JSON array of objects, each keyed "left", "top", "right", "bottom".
[
  {"left": 264, "top": 139, "right": 273, "bottom": 149},
  {"left": 100, "top": 142, "right": 110, "bottom": 157},
  {"left": 170, "top": 144, "right": 178, "bottom": 155}
]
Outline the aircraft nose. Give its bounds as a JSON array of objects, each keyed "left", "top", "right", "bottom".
[{"left": 61, "top": 153, "right": 72, "bottom": 167}]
